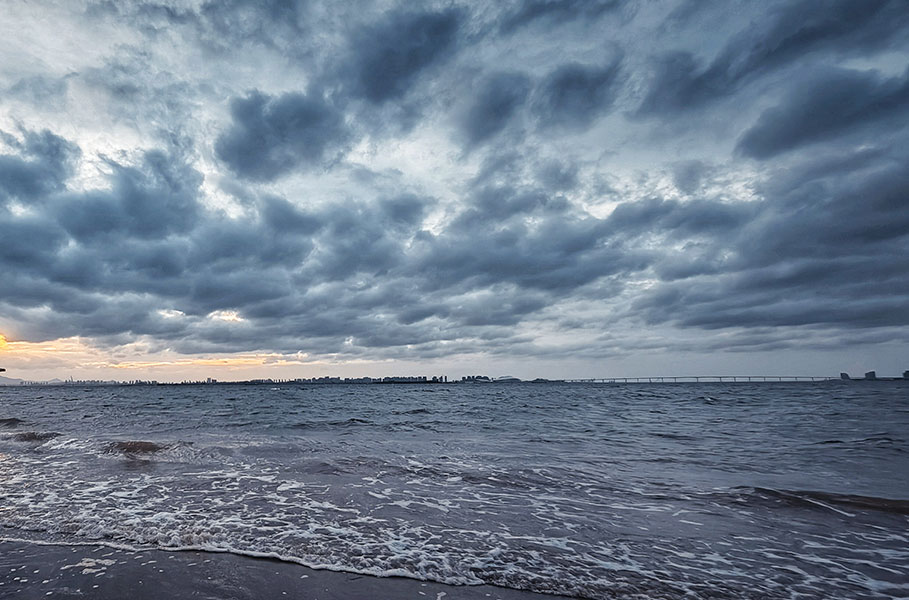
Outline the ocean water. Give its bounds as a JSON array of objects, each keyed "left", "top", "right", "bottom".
[{"left": 0, "top": 382, "right": 907, "bottom": 599}]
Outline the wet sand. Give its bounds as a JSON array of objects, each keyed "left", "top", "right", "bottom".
[{"left": 0, "top": 541, "right": 578, "bottom": 600}]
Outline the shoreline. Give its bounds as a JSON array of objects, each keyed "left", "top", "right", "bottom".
[{"left": 0, "top": 540, "right": 579, "bottom": 600}]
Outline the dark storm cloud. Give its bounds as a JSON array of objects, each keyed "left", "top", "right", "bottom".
[
  {"left": 450, "top": 185, "right": 556, "bottom": 229},
  {"left": 631, "top": 146, "right": 909, "bottom": 331},
  {"left": 417, "top": 200, "right": 644, "bottom": 295},
  {"left": 0, "top": 213, "right": 67, "bottom": 270},
  {"left": 3, "top": 0, "right": 908, "bottom": 367},
  {"left": 637, "top": 277, "right": 909, "bottom": 331},
  {"left": 458, "top": 72, "right": 530, "bottom": 147},
  {"left": 498, "top": 0, "right": 625, "bottom": 33},
  {"left": 0, "top": 130, "right": 78, "bottom": 205},
  {"left": 2, "top": 130, "right": 629, "bottom": 351},
  {"left": 342, "top": 7, "right": 462, "bottom": 104},
  {"left": 2, "top": 143, "right": 435, "bottom": 345},
  {"left": 536, "top": 159, "right": 578, "bottom": 192},
  {"left": 532, "top": 59, "right": 623, "bottom": 129},
  {"left": 186, "top": 216, "right": 309, "bottom": 275},
  {"left": 610, "top": 196, "right": 755, "bottom": 238},
  {"left": 737, "top": 67, "right": 909, "bottom": 159},
  {"left": 188, "top": 269, "right": 292, "bottom": 312},
  {"left": 638, "top": 0, "right": 909, "bottom": 115},
  {"left": 215, "top": 90, "right": 350, "bottom": 181},
  {"left": 57, "top": 149, "right": 201, "bottom": 241},
  {"left": 378, "top": 194, "right": 431, "bottom": 229},
  {"left": 258, "top": 195, "right": 323, "bottom": 235},
  {"left": 0, "top": 145, "right": 204, "bottom": 338},
  {"left": 747, "top": 151, "right": 909, "bottom": 259},
  {"left": 302, "top": 201, "right": 410, "bottom": 281},
  {"left": 450, "top": 290, "right": 549, "bottom": 327}
]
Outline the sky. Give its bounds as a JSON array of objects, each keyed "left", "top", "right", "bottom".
[{"left": 0, "top": 0, "right": 908, "bottom": 382}]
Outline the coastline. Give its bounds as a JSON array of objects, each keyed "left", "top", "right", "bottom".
[{"left": 0, "top": 541, "right": 579, "bottom": 600}]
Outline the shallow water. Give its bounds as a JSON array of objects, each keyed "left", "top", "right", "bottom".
[{"left": 1, "top": 382, "right": 907, "bottom": 599}]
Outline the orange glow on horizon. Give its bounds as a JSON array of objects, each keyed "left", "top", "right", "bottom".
[
  {"left": 107, "top": 355, "right": 316, "bottom": 370},
  {"left": 0, "top": 334, "right": 355, "bottom": 381}
]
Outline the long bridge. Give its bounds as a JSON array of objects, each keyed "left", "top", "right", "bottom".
[{"left": 565, "top": 375, "right": 838, "bottom": 383}]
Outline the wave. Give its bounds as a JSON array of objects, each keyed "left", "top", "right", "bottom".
[
  {"left": 812, "top": 435, "right": 903, "bottom": 446},
  {"left": 1, "top": 476, "right": 905, "bottom": 600},
  {"left": 6, "top": 433, "right": 236, "bottom": 468},
  {"left": 0, "top": 417, "right": 24, "bottom": 427},
  {"left": 0, "top": 533, "right": 485, "bottom": 588},
  {"left": 393, "top": 408, "right": 432, "bottom": 415},
  {"left": 327, "top": 417, "right": 373, "bottom": 426},
  {"left": 11, "top": 431, "right": 60, "bottom": 443},
  {"left": 105, "top": 440, "right": 170, "bottom": 455},
  {"left": 292, "top": 417, "right": 374, "bottom": 429},
  {"left": 733, "top": 487, "right": 909, "bottom": 516}
]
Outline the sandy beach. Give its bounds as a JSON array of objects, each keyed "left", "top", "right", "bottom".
[{"left": 0, "top": 541, "right": 577, "bottom": 600}]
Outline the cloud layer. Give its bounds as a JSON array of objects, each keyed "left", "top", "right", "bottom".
[{"left": 0, "top": 0, "right": 907, "bottom": 375}]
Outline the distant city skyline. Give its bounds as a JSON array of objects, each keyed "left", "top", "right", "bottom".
[
  {"left": 1, "top": 1, "right": 907, "bottom": 381},
  {"left": 6, "top": 370, "right": 909, "bottom": 387}
]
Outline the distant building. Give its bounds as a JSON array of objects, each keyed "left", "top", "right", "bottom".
[
  {"left": 904, "top": 370, "right": 909, "bottom": 380},
  {"left": 840, "top": 372, "right": 851, "bottom": 380},
  {"left": 864, "top": 371, "right": 877, "bottom": 380},
  {"left": 381, "top": 376, "right": 426, "bottom": 383}
]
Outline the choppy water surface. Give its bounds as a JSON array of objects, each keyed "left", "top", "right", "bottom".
[{"left": 1, "top": 382, "right": 907, "bottom": 599}]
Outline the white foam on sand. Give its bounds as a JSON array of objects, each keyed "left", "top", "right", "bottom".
[{"left": 2, "top": 417, "right": 908, "bottom": 599}]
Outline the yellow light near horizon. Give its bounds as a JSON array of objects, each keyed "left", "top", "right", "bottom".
[{"left": 0, "top": 334, "right": 336, "bottom": 381}]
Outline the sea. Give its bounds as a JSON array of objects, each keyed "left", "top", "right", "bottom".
[{"left": 0, "top": 382, "right": 906, "bottom": 599}]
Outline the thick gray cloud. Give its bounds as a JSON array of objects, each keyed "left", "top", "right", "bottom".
[
  {"left": 532, "top": 59, "right": 623, "bottom": 129},
  {"left": 498, "top": 0, "right": 625, "bottom": 34},
  {"left": 216, "top": 90, "right": 350, "bottom": 180},
  {"left": 737, "top": 67, "right": 909, "bottom": 158},
  {"left": 0, "top": 130, "right": 78, "bottom": 204},
  {"left": 58, "top": 150, "right": 202, "bottom": 240},
  {"left": 638, "top": 0, "right": 909, "bottom": 115},
  {"left": 1, "top": 0, "right": 907, "bottom": 375},
  {"left": 342, "top": 7, "right": 462, "bottom": 104},
  {"left": 631, "top": 147, "right": 909, "bottom": 331},
  {"left": 459, "top": 72, "right": 530, "bottom": 147}
]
